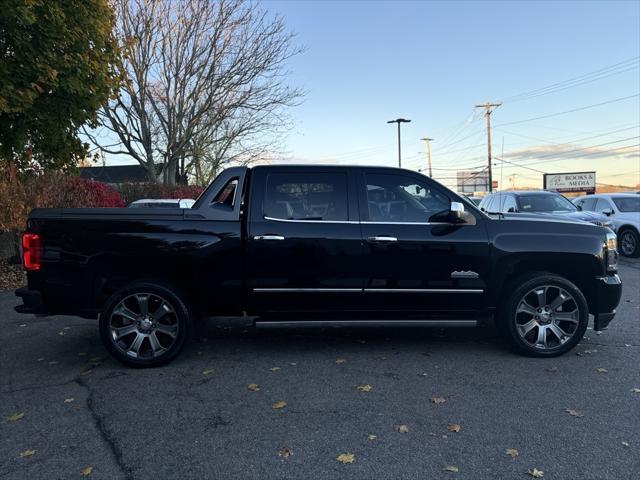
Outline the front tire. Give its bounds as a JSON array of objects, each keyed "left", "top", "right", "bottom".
[
  {"left": 503, "top": 273, "right": 588, "bottom": 357},
  {"left": 618, "top": 228, "right": 640, "bottom": 257},
  {"left": 99, "top": 281, "right": 192, "bottom": 367}
]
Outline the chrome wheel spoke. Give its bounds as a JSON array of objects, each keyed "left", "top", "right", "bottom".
[
  {"left": 136, "top": 294, "right": 150, "bottom": 316},
  {"left": 548, "top": 290, "right": 569, "bottom": 311},
  {"left": 518, "top": 319, "right": 537, "bottom": 337},
  {"left": 148, "top": 332, "right": 164, "bottom": 353},
  {"left": 113, "top": 305, "right": 138, "bottom": 323},
  {"left": 153, "top": 302, "right": 174, "bottom": 322},
  {"left": 535, "top": 287, "right": 547, "bottom": 308},
  {"left": 554, "top": 310, "right": 579, "bottom": 323},
  {"left": 113, "top": 324, "right": 137, "bottom": 341},
  {"left": 156, "top": 323, "right": 178, "bottom": 339},
  {"left": 129, "top": 332, "right": 146, "bottom": 355},
  {"left": 548, "top": 323, "right": 569, "bottom": 343},
  {"left": 535, "top": 325, "right": 547, "bottom": 348},
  {"left": 517, "top": 301, "right": 537, "bottom": 316}
]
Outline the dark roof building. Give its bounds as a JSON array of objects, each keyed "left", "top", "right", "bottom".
[{"left": 79, "top": 165, "right": 149, "bottom": 184}]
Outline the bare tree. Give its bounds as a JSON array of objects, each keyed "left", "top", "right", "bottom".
[{"left": 86, "top": 0, "right": 303, "bottom": 185}]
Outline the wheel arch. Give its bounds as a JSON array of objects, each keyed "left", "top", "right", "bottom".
[{"left": 493, "top": 254, "right": 599, "bottom": 314}]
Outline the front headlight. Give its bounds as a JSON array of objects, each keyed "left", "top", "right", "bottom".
[{"left": 605, "top": 232, "right": 618, "bottom": 273}]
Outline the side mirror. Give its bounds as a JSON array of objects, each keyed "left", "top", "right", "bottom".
[
  {"left": 602, "top": 208, "right": 613, "bottom": 216},
  {"left": 507, "top": 207, "right": 517, "bottom": 213},
  {"left": 445, "top": 201, "right": 477, "bottom": 225},
  {"left": 450, "top": 201, "right": 465, "bottom": 221}
]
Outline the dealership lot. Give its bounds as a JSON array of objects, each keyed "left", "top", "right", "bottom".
[{"left": 1, "top": 259, "right": 638, "bottom": 480}]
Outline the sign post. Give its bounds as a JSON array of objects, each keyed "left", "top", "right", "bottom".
[{"left": 543, "top": 172, "right": 596, "bottom": 194}]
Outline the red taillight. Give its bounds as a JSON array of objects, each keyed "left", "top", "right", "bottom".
[{"left": 22, "top": 233, "right": 42, "bottom": 271}]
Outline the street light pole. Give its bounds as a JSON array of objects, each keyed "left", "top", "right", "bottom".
[{"left": 387, "top": 118, "right": 411, "bottom": 168}]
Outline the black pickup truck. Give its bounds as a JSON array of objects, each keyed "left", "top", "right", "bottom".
[{"left": 15, "top": 165, "right": 622, "bottom": 366}]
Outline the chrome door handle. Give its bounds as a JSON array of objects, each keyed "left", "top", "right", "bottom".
[
  {"left": 367, "top": 236, "right": 398, "bottom": 243},
  {"left": 253, "top": 235, "right": 285, "bottom": 241}
]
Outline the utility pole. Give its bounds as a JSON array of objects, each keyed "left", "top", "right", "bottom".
[
  {"left": 420, "top": 137, "right": 434, "bottom": 177},
  {"left": 474, "top": 102, "right": 501, "bottom": 192},
  {"left": 387, "top": 118, "right": 411, "bottom": 167}
]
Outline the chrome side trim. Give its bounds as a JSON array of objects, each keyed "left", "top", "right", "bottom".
[
  {"left": 364, "top": 288, "right": 483, "bottom": 293},
  {"left": 252, "top": 288, "right": 484, "bottom": 293},
  {"left": 255, "top": 320, "right": 478, "bottom": 328},
  {"left": 360, "top": 221, "right": 449, "bottom": 225},
  {"left": 264, "top": 216, "right": 359, "bottom": 224},
  {"left": 253, "top": 288, "right": 363, "bottom": 292}
]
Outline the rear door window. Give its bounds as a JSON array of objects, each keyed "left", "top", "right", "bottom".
[{"left": 264, "top": 172, "right": 348, "bottom": 221}]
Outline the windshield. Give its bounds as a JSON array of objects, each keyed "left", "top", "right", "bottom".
[
  {"left": 517, "top": 194, "right": 578, "bottom": 213},
  {"left": 612, "top": 196, "right": 640, "bottom": 212}
]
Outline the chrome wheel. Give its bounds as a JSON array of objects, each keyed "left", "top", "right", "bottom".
[
  {"left": 620, "top": 231, "right": 637, "bottom": 256},
  {"left": 514, "top": 285, "right": 579, "bottom": 350},
  {"left": 109, "top": 293, "right": 179, "bottom": 359}
]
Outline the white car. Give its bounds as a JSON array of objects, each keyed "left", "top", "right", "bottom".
[
  {"left": 573, "top": 193, "right": 640, "bottom": 257},
  {"left": 128, "top": 198, "right": 195, "bottom": 209}
]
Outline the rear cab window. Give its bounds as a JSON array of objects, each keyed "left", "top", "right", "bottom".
[{"left": 263, "top": 172, "right": 349, "bottom": 221}]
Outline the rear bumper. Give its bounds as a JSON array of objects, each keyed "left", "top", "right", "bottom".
[
  {"left": 14, "top": 288, "right": 47, "bottom": 315},
  {"left": 592, "top": 274, "right": 622, "bottom": 331}
]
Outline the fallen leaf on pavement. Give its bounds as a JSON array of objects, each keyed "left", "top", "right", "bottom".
[
  {"left": 270, "top": 367, "right": 281, "bottom": 372},
  {"left": 395, "top": 424, "right": 409, "bottom": 433},
  {"left": 595, "top": 368, "right": 608, "bottom": 373},
  {"left": 506, "top": 448, "right": 519, "bottom": 458},
  {"left": 336, "top": 453, "right": 355, "bottom": 464},
  {"left": 277, "top": 447, "right": 293, "bottom": 458},
  {"left": 622, "top": 441, "right": 630, "bottom": 448},
  {"left": 202, "top": 368, "right": 214, "bottom": 375},
  {"left": 247, "top": 383, "right": 260, "bottom": 391},
  {"left": 19, "top": 449, "right": 36, "bottom": 458},
  {"left": 357, "top": 384, "right": 372, "bottom": 392},
  {"left": 527, "top": 468, "right": 544, "bottom": 478},
  {"left": 80, "top": 466, "right": 93, "bottom": 476},
  {"left": 6, "top": 412, "right": 24, "bottom": 422},
  {"left": 631, "top": 388, "right": 640, "bottom": 393},
  {"left": 545, "top": 366, "right": 558, "bottom": 373},
  {"left": 431, "top": 396, "right": 446, "bottom": 404},
  {"left": 272, "top": 401, "right": 287, "bottom": 409},
  {"left": 367, "top": 434, "right": 377, "bottom": 441},
  {"left": 443, "top": 465, "right": 459, "bottom": 473},
  {"left": 447, "top": 423, "right": 461, "bottom": 433},
  {"left": 64, "top": 398, "right": 74, "bottom": 403},
  {"left": 336, "top": 358, "right": 346, "bottom": 364},
  {"left": 565, "top": 408, "right": 584, "bottom": 417},
  {"left": 58, "top": 331, "right": 65, "bottom": 336}
]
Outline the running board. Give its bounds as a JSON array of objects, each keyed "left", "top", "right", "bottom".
[{"left": 254, "top": 319, "right": 478, "bottom": 329}]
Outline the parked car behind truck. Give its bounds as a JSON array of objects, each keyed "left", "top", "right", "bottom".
[
  {"left": 573, "top": 193, "right": 640, "bottom": 257},
  {"left": 15, "top": 165, "right": 621, "bottom": 367}
]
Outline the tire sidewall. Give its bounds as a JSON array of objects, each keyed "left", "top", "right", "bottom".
[
  {"left": 99, "top": 281, "right": 192, "bottom": 367},
  {"left": 504, "top": 273, "right": 588, "bottom": 357}
]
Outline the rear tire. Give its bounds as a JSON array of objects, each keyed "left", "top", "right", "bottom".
[
  {"left": 99, "top": 281, "right": 192, "bottom": 367},
  {"left": 502, "top": 273, "right": 588, "bottom": 357}
]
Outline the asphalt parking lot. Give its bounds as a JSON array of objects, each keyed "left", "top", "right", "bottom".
[{"left": 1, "top": 259, "right": 638, "bottom": 480}]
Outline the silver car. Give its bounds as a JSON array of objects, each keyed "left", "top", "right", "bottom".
[{"left": 573, "top": 193, "right": 640, "bottom": 257}]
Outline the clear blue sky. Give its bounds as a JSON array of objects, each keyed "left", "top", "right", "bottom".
[{"left": 263, "top": 0, "right": 640, "bottom": 189}]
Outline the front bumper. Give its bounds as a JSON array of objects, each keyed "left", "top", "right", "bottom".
[
  {"left": 592, "top": 274, "right": 622, "bottom": 331},
  {"left": 14, "top": 288, "right": 47, "bottom": 315}
]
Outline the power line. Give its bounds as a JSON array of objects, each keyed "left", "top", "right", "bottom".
[
  {"left": 502, "top": 57, "right": 639, "bottom": 103},
  {"left": 494, "top": 93, "right": 640, "bottom": 128}
]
